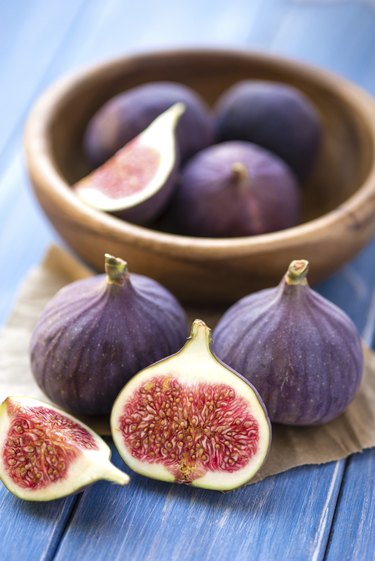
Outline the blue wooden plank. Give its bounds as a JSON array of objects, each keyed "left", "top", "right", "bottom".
[
  {"left": 245, "top": 1, "right": 375, "bottom": 97},
  {"left": 0, "top": 490, "right": 78, "bottom": 561},
  {"left": 316, "top": 237, "right": 375, "bottom": 339},
  {"left": 53, "top": 447, "right": 344, "bottom": 561},
  {"left": 0, "top": 2, "right": 90, "bottom": 558},
  {"left": 324, "top": 449, "right": 375, "bottom": 561},
  {"left": 268, "top": 2, "right": 375, "bottom": 86},
  {"left": 37, "top": 0, "right": 253, "bottom": 71},
  {"left": 0, "top": 0, "right": 86, "bottom": 171}
]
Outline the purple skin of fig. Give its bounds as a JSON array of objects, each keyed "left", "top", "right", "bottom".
[
  {"left": 212, "top": 260, "right": 363, "bottom": 425},
  {"left": 29, "top": 255, "right": 189, "bottom": 416},
  {"left": 165, "top": 141, "right": 300, "bottom": 238},
  {"left": 115, "top": 166, "right": 178, "bottom": 225},
  {"left": 214, "top": 81, "right": 322, "bottom": 181},
  {"left": 84, "top": 81, "right": 214, "bottom": 166}
]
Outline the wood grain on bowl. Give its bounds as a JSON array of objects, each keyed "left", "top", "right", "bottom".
[{"left": 24, "top": 49, "right": 375, "bottom": 304}]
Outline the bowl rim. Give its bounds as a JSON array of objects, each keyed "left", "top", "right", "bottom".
[{"left": 24, "top": 47, "right": 375, "bottom": 259}]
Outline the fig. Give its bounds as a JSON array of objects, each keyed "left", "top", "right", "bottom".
[
  {"left": 166, "top": 141, "right": 299, "bottom": 237},
  {"left": 0, "top": 397, "right": 129, "bottom": 501},
  {"left": 30, "top": 254, "right": 188, "bottom": 416},
  {"left": 111, "top": 320, "right": 271, "bottom": 491},
  {"left": 75, "top": 103, "right": 184, "bottom": 224},
  {"left": 213, "top": 260, "right": 363, "bottom": 425},
  {"left": 84, "top": 81, "right": 214, "bottom": 166},
  {"left": 214, "top": 81, "right": 322, "bottom": 180}
]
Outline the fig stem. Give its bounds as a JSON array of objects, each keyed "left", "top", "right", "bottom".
[
  {"left": 104, "top": 254, "right": 129, "bottom": 286},
  {"left": 101, "top": 461, "right": 130, "bottom": 485},
  {"left": 286, "top": 260, "right": 309, "bottom": 285},
  {"left": 185, "top": 319, "right": 211, "bottom": 353},
  {"left": 231, "top": 162, "right": 250, "bottom": 190}
]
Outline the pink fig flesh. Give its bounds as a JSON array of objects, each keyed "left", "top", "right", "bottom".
[
  {"left": 111, "top": 320, "right": 271, "bottom": 490},
  {"left": 0, "top": 397, "right": 129, "bottom": 501},
  {"left": 79, "top": 140, "right": 160, "bottom": 199},
  {"left": 3, "top": 401, "right": 98, "bottom": 490},
  {"left": 120, "top": 376, "right": 260, "bottom": 483}
]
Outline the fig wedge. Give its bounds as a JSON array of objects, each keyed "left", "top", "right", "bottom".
[
  {"left": 74, "top": 103, "right": 184, "bottom": 224},
  {"left": 0, "top": 397, "right": 129, "bottom": 501}
]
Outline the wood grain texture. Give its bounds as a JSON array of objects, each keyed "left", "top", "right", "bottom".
[
  {"left": 53, "top": 446, "right": 344, "bottom": 561},
  {"left": 324, "top": 449, "right": 375, "bottom": 561},
  {"left": 0, "top": 0, "right": 375, "bottom": 559},
  {"left": 24, "top": 48, "right": 375, "bottom": 304},
  {"left": 0, "top": 490, "right": 78, "bottom": 561}
]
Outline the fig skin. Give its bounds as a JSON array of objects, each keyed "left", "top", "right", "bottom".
[
  {"left": 29, "top": 255, "right": 189, "bottom": 416},
  {"left": 212, "top": 260, "right": 363, "bottom": 425},
  {"left": 214, "top": 80, "right": 322, "bottom": 181},
  {"left": 165, "top": 141, "right": 300, "bottom": 238},
  {"left": 84, "top": 81, "right": 214, "bottom": 166}
]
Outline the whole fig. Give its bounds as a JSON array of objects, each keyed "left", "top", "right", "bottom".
[
  {"left": 214, "top": 80, "right": 322, "bottom": 180},
  {"left": 165, "top": 141, "right": 300, "bottom": 237},
  {"left": 213, "top": 260, "right": 363, "bottom": 425},
  {"left": 30, "top": 254, "right": 188, "bottom": 416},
  {"left": 84, "top": 81, "right": 214, "bottom": 165}
]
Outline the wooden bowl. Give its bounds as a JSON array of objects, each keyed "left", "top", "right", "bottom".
[{"left": 24, "top": 48, "right": 375, "bottom": 304}]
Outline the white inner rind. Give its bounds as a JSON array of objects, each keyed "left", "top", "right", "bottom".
[
  {"left": 111, "top": 326, "right": 271, "bottom": 491},
  {"left": 75, "top": 103, "right": 184, "bottom": 211},
  {"left": 0, "top": 397, "right": 129, "bottom": 501}
]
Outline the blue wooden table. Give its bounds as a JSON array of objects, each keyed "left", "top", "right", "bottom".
[{"left": 1, "top": 1, "right": 375, "bottom": 559}]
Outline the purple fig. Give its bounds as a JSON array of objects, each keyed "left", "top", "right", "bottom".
[
  {"left": 111, "top": 320, "right": 271, "bottom": 490},
  {"left": 84, "top": 81, "right": 214, "bottom": 166},
  {"left": 0, "top": 397, "right": 129, "bottom": 501},
  {"left": 213, "top": 260, "right": 363, "bottom": 425},
  {"left": 29, "top": 254, "right": 189, "bottom": 416},
  {"left": 214, "top": 81, "right": 322, "bottom": 181},
  {"left": 75, "top": 103, "right": 184, "bottom": 225},
  {"left": 166, "top": 141, "right": 300, "bottom": 237}
]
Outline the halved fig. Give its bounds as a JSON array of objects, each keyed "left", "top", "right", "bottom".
[
  {"left": 111, "top": 320, "right": 271, "bottom": 491},
  {"left": 0, "top": 397, "right": 129, "bottom": 501},
  {"left": 74, "top": 103, "right": 184, "bottom": 224}
]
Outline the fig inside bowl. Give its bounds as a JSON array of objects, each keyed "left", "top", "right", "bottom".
[{"left": 24, "top": 48, "right": 375, "bottom": 304}]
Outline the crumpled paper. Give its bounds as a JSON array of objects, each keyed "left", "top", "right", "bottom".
[{"left": 1, "top": 245, "right": 374, "bottom": 483}]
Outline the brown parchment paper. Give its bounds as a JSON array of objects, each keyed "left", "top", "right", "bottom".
[{"left": 1, "top": 245, "right": 375, "bottom": 484}]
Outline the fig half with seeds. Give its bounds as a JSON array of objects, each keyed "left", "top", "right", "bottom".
[
  {"left": 213, "top": 260, "right": 363, "bottom": 425},
  {"left": 75, "top": 103, "right": 184, "bottom": 224},
  {"left": 166, "top": 141, "right": 299, "bottom": 237},
  {"left": 0, "top": 397, "right": 129, "bottom": 501},
  {"left": 111, "top": 320, "right": 271, "bottom": 491},
  {"left": 30, "top": 254, "right": 188, "bottom": 416}
]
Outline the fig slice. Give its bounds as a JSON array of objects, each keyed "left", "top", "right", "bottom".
[
  {"left": 74, "top": 103, "right": 185, "bottom": 224},
  {"left": 111, "top": 320, "right": 271, "bottom": 491},
  {"left": 0, "top": 397, "right": 129, "bottom": 501}
]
